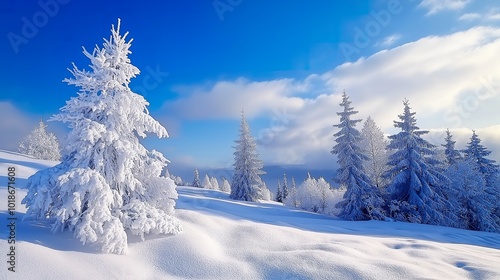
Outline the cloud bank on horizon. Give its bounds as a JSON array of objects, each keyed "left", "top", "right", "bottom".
[{"left": 164, "top": 24, "right": 500, "bottom": 168}]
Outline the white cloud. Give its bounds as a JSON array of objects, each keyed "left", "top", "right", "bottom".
[
  {"left": 163, "top": 78, "right": 301, "bottom": 119},
  {"left": 459, "top": 8, "right": 500, "bottom": 22},
  {"left": 419, "top": 0, "right": 470, "bottom": 15},
  {"left": 375, "top": 34, "right": 401, "bottom": 48},
  {"left": 459, "top": 13, "right": 481, "bottom": 21},
  {"left": 165, "top": 26, "right": 500, "bottom": 166},
  {"left": 486, "top": 8, "right": 500, "bottom": 21}
]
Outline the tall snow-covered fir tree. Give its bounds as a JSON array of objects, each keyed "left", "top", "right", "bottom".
[
  {"left": 360, "top": 116, "right": 389, "bottom": 189},
  {"left": 331, "top": 91, "right": 384, "bottom": 221},
  {"left": 21, "top": 20, "right": 182, "bottom": 254},
  {"left": 462, "top": 130, "right": 500, "bottom": 228},
  {"left": 192, "top": 169, "right": 202, "bottom": 188},
  {"left": 384, "top": 99, "right": 452, "bottom": 226},
  {"left": 442, "top": 129, "right": 462, "bottom": 166},
  {"left": 18, "top": 119, "right": 61, "bottom": 161},
  {"left": 230, "top": 111, "right": 267, "bottom": 202}
]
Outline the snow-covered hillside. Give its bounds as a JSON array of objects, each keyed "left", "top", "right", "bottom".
[{"left": 0, "top": 151, "right": 499, "bottom": 279}]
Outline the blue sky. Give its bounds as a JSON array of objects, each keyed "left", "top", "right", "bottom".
[{"left": 1, "top": 0, "right": 500, "bottom": 177}]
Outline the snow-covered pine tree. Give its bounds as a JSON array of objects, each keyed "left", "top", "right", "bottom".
[
  {"left": 360, "top": 116, "right": 388, "bottom": 189},
  {"left": 192, "top": 169, "right": 202, "bottom": 188},
  {"left": 463, "top": 130, "right": 500, "bottom": 188},
  {"left": 18, "top": 119, "right": 61, "bottom": 161},
  {"left": 445, "top": 159, "right": 499, "bottom": 232},
  {"left": 230, "top": 111, "right": 267, "bottom": 202},
  {"left": 220, "top": 177, "right": 231, "bottom": 193},
  {"left": 384, "top": 99, "right": 452, "bottom": 226},
  {"left": 442, "top": 129, "right": 462, "bottom": 166},
  {"left": 210, "top": 176, "right": 220, "bottom": 190},
  {"left": 21, "top": 20, "right": 182, "bottom": 254},
  {"left": 282, "top": 173, "right": 289, "bottom": 200},
  {"left": 275, "top": 180, "right": 283, "bottom": 203},
  {"left": 332, "top": 91, "right": 384, "bottom": 221},
  {"left": 462, "top": 130, "right": 500, "bottom": 229},
  {"left": 284, "top": 177, "right": 300, "bottom": 208},
  {"left": 203, "top": 174, "right": 213, "bottom": 189}
]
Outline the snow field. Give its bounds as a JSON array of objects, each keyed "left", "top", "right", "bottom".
[{"left": 1, "top": 151, "right": 499, "bottom": 279}]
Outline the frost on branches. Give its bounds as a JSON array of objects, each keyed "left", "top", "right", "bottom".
[
  {"left": 360, "top": 116, "right": 388, "bottom": 189},
  {"left": 332, "top": 92, "right": 384, "bottom": 221},
  {"left": 18, "top": 119, "right": 61, "bottom": 161},
  {"left": 230, "top": 111, "right": 268, "bottom": 202},
  {"left": 21, "top": 20, "right": 182, "bottom": 254}
]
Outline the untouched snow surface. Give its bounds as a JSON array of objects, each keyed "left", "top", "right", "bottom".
[{"left": 0, "top": 151, "right": 499, "bottom": 279}]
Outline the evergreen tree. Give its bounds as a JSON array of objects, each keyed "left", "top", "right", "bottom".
[
  {"left": 360, "top": 116, "right": 388, "bottom": 189},
  {"left": 220, "top": 177, "right": 231, "bottom": 193},
  {"left": 275, "top": 180, "right": 283, "bottom": 203},
  {"left": 331, "top": 91, "right": 384, "bottom": 221},
  {"left": 19, "top": 119, "right": 61, "bottom": 161},
  {"left": 230, "top": 111, "right": 267, "bottom": 202},
  {"left": 210, "top": 176, "right": 220, "bottom": 190},
  {"left": 463, "top": 130, "right": 500, "bottom": 187},
  {"left": 21, "top": 20, "right": 181, "bottom": 254},
  {"left": 284, "top": 177, "right": 300, "bottom": 208},
  {"left": 192, "top": 169, "right": 202, "bottom": 188},
  {"left": 442, "top": 129, "right": 462, "bottom": 165},
  {"left": 384, "top": 99, "right": 452, "bottom": 226},
  {"left": 445, "top": 159, "right": 499, "bottom": 232},
  {"left": 282, "top": 173, "right": 289, "bottom": 200},
  {"left": 462, "top": 130, "right": 500, "bottom": 228},
  {"left": 203, "top": 174, "right": 213, "bottom": 189}
]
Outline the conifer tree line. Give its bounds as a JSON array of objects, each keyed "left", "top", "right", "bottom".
[
  {"left": 321, "top": 91, "right": 498, "bottom": 232},
  {"left": 222, "top": 90, "right": 499, "bottom": 233}
]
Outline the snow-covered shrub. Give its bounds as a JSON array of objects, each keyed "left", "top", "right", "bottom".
[{"left": 19, "top": 120, "right": 61, "bottom": 161}]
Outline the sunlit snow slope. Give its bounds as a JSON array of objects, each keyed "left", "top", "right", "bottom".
[{"left": 0, "top": 150, "right": 499, "bottom": 279}]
